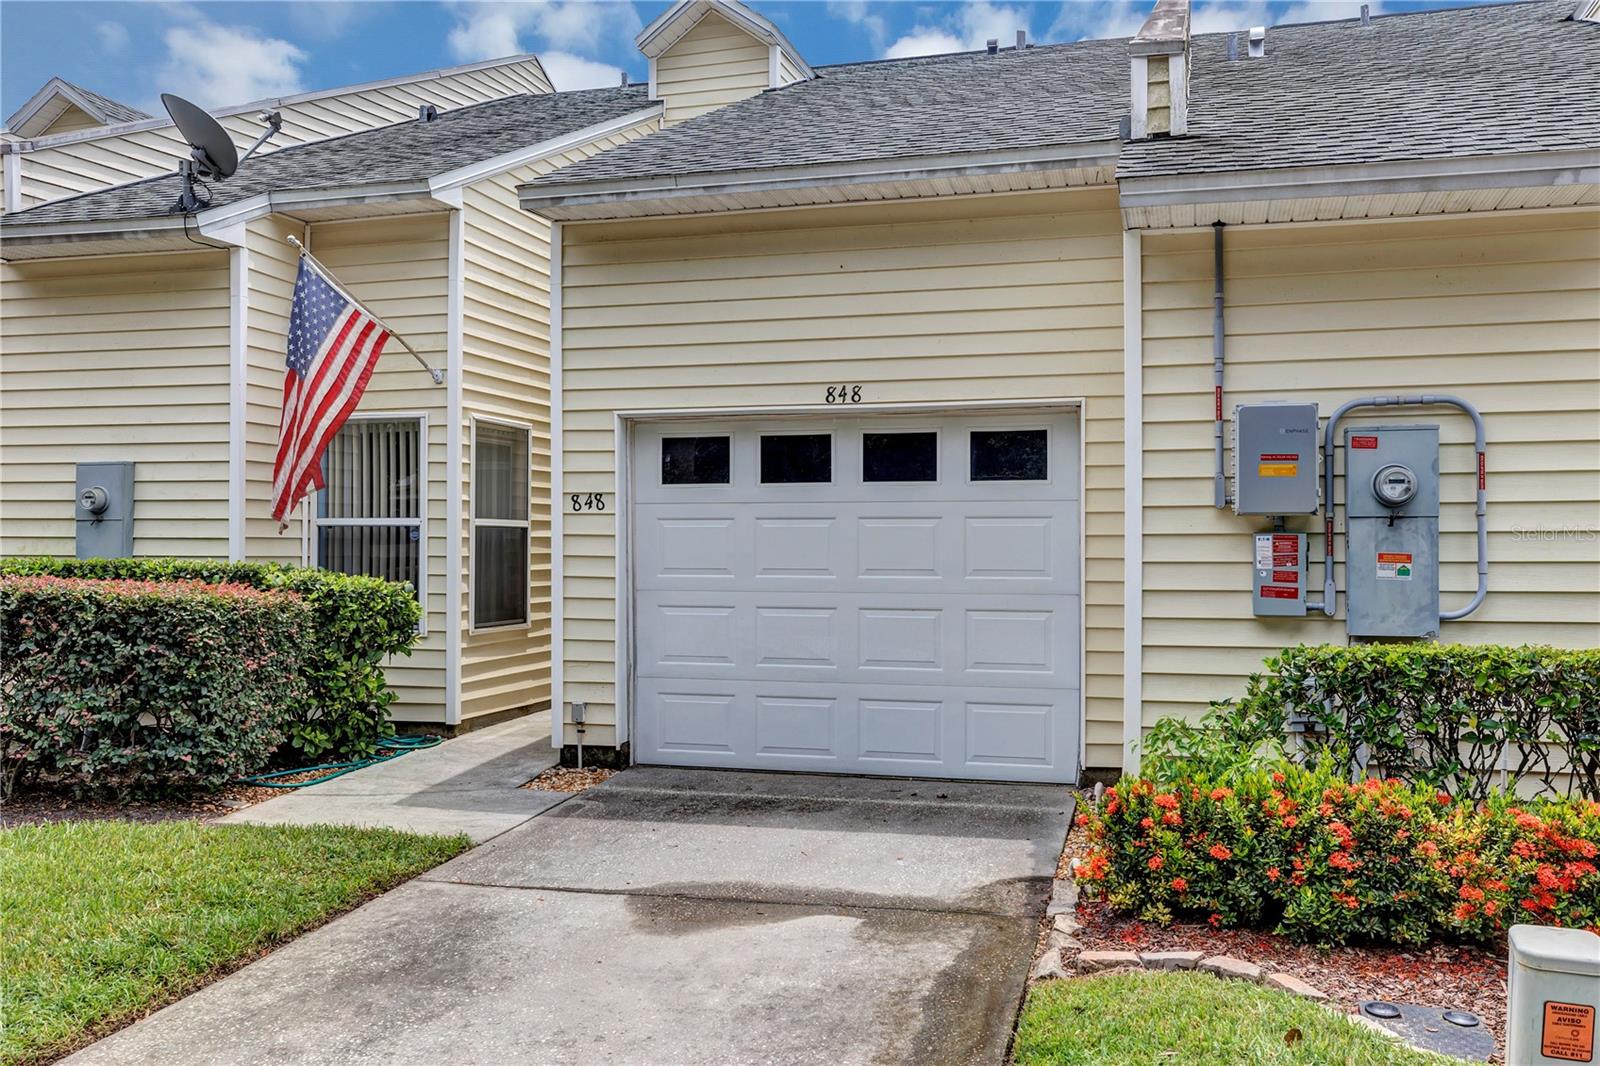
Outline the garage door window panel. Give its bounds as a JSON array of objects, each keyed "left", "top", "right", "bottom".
[
  {"left": 662, "top": 435, "right": 730, "bottom": 485},
  {"left": 863, "top": 431, "right": 938, "bottom": 483},
  {"left": 760, "top": 433, "right": 832, "bottom": 484},
  {"left": 970, "top": 429, "right": 1049, "bottom": 482},
  {"left": 472, "top": 420, "right": 531, "bottom": 630}
]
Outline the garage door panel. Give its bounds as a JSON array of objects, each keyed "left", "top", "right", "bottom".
[
  {"left": 631, "top": 411, "right": 1081, "bottom": 784},
  {"left": 635, "top": 677, "right": 1079, "bottom": 781}
]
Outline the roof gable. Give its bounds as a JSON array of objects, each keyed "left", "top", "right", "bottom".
[
  {"left": 638, "top": 0, "right": 813, "bottom": 80},
  {"left": 5, "top": 78, "right": 152, "bottom": 137}
]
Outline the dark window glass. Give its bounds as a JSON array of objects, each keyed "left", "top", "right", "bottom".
[
  {"left": 474, "top": 525, "right": 529, "bottom": 627},
  {"left": 760, "top": 433, "right": 831, "bottom": 484},
  {"left": 863, "top": 432, "right": 937, "bottom": 482},
  {"left": 662, "top": 436, "right": 730, "bottom": 485},
  {"left": 970, "top": 429, "right": 1048, "bottom": 481}
]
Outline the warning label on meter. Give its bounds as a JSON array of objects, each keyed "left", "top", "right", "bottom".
[
  {"left": 1541, "top": 1001, "right": 1594, "bottom": 1062},
  {"left": 1376, "top": 552, "right": 1414, "bottom": 581},
  {"left": 1257, "top": 453, "right": 1299, "bottom": 478}
]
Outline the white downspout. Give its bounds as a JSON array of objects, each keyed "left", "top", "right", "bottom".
[{"left": 1122, "top": 228, "right": 1145, "bottom": 774}]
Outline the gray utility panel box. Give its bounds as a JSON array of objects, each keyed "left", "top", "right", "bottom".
[
  {"left": 1233, "top": 402, "right": 1320, "bottom": 515},
  {"left": 1344, "top": 425, "right": 1439, "bottom": 640},
  {"left": 74, "top": 461, "right": 135, "bottom": 559},
  {"left": 1252, "top": 531, "right": 1308, "bottom": 617}
]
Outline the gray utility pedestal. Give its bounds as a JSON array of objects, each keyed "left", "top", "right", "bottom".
[{"left": 1506, "top": 924, "right": 1600, "bottom": 1066}]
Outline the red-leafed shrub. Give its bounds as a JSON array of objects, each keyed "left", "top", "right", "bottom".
[
  {"left": 0, "top": 575, "right": 312, "bottom": 797},
  {"left": 1075, "top": 761, "right": 1600, "bottom": 946}
]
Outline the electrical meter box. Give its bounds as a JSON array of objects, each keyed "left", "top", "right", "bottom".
[
  {"left": 1233, "top": 402, "right": 1320, "bottom": 515},
  {"left": 1344, "top": 425, "right": 1439, "bottom": 639},
  {"left": 74, "top": 461, "right": 134, "bottom": 559},
  {"left": 1252, "top": 531, "right": 1307, "bottom": 616}
]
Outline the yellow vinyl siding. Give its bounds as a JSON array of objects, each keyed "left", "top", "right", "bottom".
[
  {"left": 654, "top": 12, "right": 771, "bottom": 125},
  {"left": 11, "top": 59, "right": 552, "bottom": 209},
  {"left": 0, "top": 250, "right": 230, "bottom": 557},
  {"left": 243, "top": 215, "right": 306, "bottom": 563},
  {"left": 559, "top": 187, "right": 1127, "bottom": 764},
  {"left": 457, "top": 115, "right": 661, "bottom": 726},
  {"left": 37, "top": 104, "right": 103, "bottom": 136},
  {"left": 1139, "top": 209, "right": 1600, "bottom": 731},
  {"left": 776, "top": 50, "right": 805, "bottom": 87},
  {"left": 303, "top": 214, "right": 452, "bottom": 724}
]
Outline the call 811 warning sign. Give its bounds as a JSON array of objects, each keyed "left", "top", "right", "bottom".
[{"left": 1543, "top": 1001, "right": 1595, "bottom": 1063}]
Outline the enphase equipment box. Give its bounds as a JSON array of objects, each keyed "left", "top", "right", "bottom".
[
  {"left": 1506, "top": 925, "right": 1600, "bottom": 1066},
  {"left": 1233, "top": 402, "right": 1320, "bottom": 515},
  {"left": 1252, "top": 531, "right": 1308, "bottom": 616},
  {"left": 1344, "top": 425, "right": 1440, "bottom": 639}
]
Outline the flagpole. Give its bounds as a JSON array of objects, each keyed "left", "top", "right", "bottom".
[{"left": 285, "top": 234, "right": 445, "bottom": 385}]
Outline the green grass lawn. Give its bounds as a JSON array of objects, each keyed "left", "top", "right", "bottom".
[
  {"left": 0, "top": 819, "right": 469, "bottom": 1066},
  {"left": 1015, "top": 971, "right": 1453, "bottom": 1066}
]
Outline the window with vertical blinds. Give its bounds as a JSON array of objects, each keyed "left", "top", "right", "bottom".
[
  {"left": 317, "top": 418, "right": 424, "bottom": 608},
  {"left": 472, "top": 421, "right": 530, "bottom": 629}
]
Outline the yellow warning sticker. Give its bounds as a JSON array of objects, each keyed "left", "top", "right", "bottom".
[{"left": 1258, "top": 453, "right": 1299, "bottom": 479}]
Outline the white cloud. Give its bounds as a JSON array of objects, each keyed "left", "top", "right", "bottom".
[
  {"left": 1049, "top": 1, "right": 1147, "bottom": 42},
  {"left": 287, "top": 1, "right": 375, "bottom": 41},
  {"left": 157, "top": 20, "right": 306, "bottom": 108},
  {"left": 883, "top": 0, "right": 1033, "bottom": 58},
  {"left": 446, "top": 1, "right": 642, "bottom": 62},
  {"left": 96, "top": 21, "right": 129, "bottom": 54},
  {"left": 541, "top": 50, "right": 625, "bottom": 90},
  {"left": 1191, "top": 0, "right": 1385, "bottom": 35},
  {"left": 828, "top": 0, "right": 889, "bottom": 49}
]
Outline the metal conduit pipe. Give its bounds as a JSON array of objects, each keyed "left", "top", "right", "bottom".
[
  {"left": 1319, "top": 394, "right": 1488, "bottom": 620},
  {"left": 1211, "top": 221, "right": 1228, "bottom": 509}
]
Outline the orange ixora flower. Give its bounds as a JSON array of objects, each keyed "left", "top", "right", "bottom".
[
  {"left": 1147, "top": 855, "right": 1164, "bottom": 871},
  {"left": 1266, "top": 866, "right": 1281, "bottom": 881},
  {"left": 1170, "top": 877, "right": 1189, "bottom": 893},
  {"left": 1209, "top": 844, "right": 1233, "bottom": 861},
  {"left": 1154, "top": 793, "right": 1180, "bottom": 810},
  {"left": 1209, "top": 787, "right": 1234, "bottom": 802}
]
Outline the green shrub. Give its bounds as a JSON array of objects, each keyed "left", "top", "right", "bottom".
[
  {"left": 0, "top": 575, "right": 312, "bottom": 797},
  {"left": 1150, "top": 644, "right": 1600, "bottom": 801},
  {"left": 0, "top": 557, "right": 420, "bottom": 761},
  {"left": 1075, "top": 765, "right": 1600, "bottom": 946}
]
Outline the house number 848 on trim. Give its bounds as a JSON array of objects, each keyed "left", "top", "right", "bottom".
[{"left": 569, "top": 493, "right": 608, "bottom": 512}]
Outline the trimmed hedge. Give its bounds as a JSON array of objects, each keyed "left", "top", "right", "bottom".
[
  {"left": 0, "top": 557, "right": 420, "bottom": 761},
  {"left": 0, "top": 576, "right": 311, "bottom": 797},
  {"left": 1154, "top": 643, "right": 1600, "bottom": 801},
  {"left": 1075, "top": 763, "right": 1600, "bottom": 946}
]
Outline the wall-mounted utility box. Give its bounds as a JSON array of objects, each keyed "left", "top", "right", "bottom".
[
  {"left": 1233, "top": 402, "right": 1320, "bottom": 515},
  {"left": 1252, "top": 532, "right": 1308, "bottom": 616},
  {"left": 1344, "top": 425, "right": 1439, "bottom": 639},
  {"left": 1506, "top": 924, "right": 1599, "bottom": 1066},
  {"left": 74, "top": 461, "right": 135, "bottom": 559}
]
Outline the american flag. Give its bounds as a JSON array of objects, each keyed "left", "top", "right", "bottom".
[{"left": 271, "top": 256, "right": 392, "bottom": 526}]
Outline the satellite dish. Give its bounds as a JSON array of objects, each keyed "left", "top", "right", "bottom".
[
  {"left": 161, "top": 93, "right": 280, "bottom": 214},
  {"left": 162, "top": 93, "right": 237, "bottom": 179}
]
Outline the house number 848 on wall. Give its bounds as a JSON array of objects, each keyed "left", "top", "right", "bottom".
[{"left": 569, "top": 493, "right": 608, "bottom": 512}]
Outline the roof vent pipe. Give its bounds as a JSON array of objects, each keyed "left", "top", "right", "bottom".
[
  {"left": 1360, "top": 4, "right": 1371, "bottom": 26},
  {"left": 1247, "top": 26, "right": 1266, "bottom": 57},
  {"left": 986, "top": 38, "right": 999, "bottom": 54},
  {"left": 1228, "top": 33, "right": 1239, "bottom": 60},
  {"left": 1016, "top": 30, "right": 1027, "bottom": 49},
  {"left": 418, "top": 103, "right": 439, "bottom": 123}
]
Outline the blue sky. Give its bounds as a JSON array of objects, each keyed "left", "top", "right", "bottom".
[{"left": 3, "top": 0, "right": 1478, "bottom": 121}]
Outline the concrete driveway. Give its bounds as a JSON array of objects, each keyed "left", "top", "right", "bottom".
[{"left": 68, "top": 767, "right": 1074, "bottom": 1066}]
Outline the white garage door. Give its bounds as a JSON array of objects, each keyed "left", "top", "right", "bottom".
[{"left": 629, "top": 410, "right": 1081, "bottom": 783}]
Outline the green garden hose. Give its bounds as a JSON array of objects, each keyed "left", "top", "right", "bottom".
[{"left": 239, "top": 734, "right": 443, "bottom": 788}]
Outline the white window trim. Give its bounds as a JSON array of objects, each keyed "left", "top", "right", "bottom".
[
  {"left": 311, "top": 409, "right": 430, "bottom": 637},
  {"left": 468, "top": 413, "right": 535, "bottom": 634}
]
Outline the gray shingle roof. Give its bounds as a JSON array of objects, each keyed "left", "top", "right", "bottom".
[
  {"left": 59, "top": 81, "right": 153, "bottom": 125},
  {"left": 529, "top": 0, "right": 1596, "bottom": 192},
  {"left": 2, "top": 86, "right": 652, "bottom": 228},
  {"left": 529, "top": 39, "right": 1129, "bottom": 188},
  {"left": 1119, "top": 0, "right": 1600, "bottom": 179}
]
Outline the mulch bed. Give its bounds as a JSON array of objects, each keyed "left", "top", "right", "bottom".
[
  {"left": 1056, "top": 790, "right": 1510, "bottom": 1058},
  {"left": 521, "top": 766, "right": 616, "bottom": 793},
  {"left": 1, "top": 777, "right": 314, "bottom": 827}
]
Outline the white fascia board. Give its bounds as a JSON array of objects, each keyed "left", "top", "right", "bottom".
[
  {"left": 9, "top": 54, "right": 551, "bottom": 151},
  {"left": 519, "top": 140, "right": 1122, "bottom": 214},
  {"left": 428, "top": 107, "right": 663, "bottom": 195},
  {"left": 1119, "top": 148, "right": 1600, "bottom": 210}
]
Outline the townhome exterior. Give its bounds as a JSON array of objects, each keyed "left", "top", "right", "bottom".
[
  {"left": 1, "top": 85, "right": 662, "bottom": 729},
  {"left": 1, "top": 55, "right": 554, "bottom": 213},
  {"left": 520, "top": 0, "right": 1599, "bottom": 779},
  {"left": 2, "top": 0, "right": 1595, "bottom": 772}
]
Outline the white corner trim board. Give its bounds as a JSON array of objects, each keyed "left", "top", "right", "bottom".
[
  {"left": 443, "top": 208, "right": 464, "bottom": 727},
  {"left": 549, "top": 220, "right": 565, "bottom": 749},
  {"left": 1122, "top": 227, "right": 1144, "bottom": 773},
  {"left": 227, "top": 244, "right": 249, "bottom": 561}
]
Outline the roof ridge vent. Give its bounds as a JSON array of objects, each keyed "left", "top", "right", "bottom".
[
  {"left": 986, "top": 38, "right": 999, "bottom": 54},
  {"left": 1247, "top": 26, "right": 1266, "bottom": 58},
  {"left": 418, "top": 103, "right": 439, "bottom": 123}
]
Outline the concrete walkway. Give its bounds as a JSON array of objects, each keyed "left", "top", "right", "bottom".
[
  {"left": 70, "top": 766, "right": 1074, "bottom": 1066},
  {"left": 221, "top": 710, "right": 564, "bottom": 842}
]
